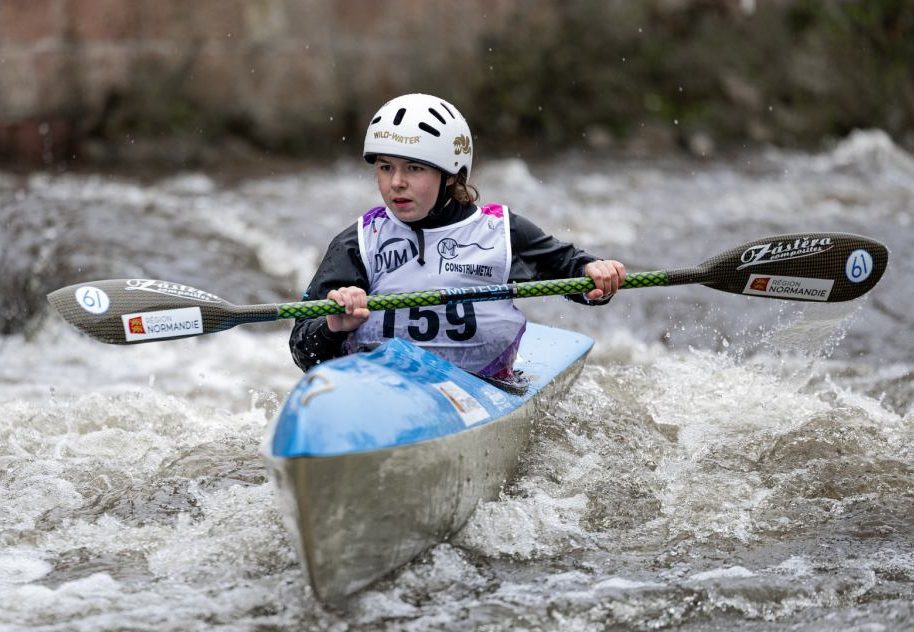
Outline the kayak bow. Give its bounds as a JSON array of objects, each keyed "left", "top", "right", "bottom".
[{"left": 266, "top": 322, "right": 593, "bottom": 603}]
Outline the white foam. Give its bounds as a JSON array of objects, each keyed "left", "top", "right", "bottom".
[
  {"left": 455, "top": 492, "right": 588, "bottom": 559},
  {"left": 689, "top": 565, "right": 756, "bottom": 581},
  {"left": 3, "top": 135, "right": 911, "bottom": 629},
  {"left": 814, "top": 129, "right": 914, "bottom": 175},
  {"left": 0, "top": 553, "right": 53, "bottom": 585}
]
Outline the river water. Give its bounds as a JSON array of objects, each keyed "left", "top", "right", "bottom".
[{"left": 1, "top": 129, "right": 912, "bottom": 631}]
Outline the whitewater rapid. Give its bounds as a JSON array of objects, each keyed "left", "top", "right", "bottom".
[{"left": 1, "top": 130, "right": 912, "bottom": 630}]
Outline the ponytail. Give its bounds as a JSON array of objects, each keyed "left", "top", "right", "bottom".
[{"left": 448, "top": 171, "right": 479, "bottom": 204}]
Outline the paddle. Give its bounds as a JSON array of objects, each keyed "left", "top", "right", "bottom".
[{"left": 47, "top": 232, "right": 888, "bottom": 345}]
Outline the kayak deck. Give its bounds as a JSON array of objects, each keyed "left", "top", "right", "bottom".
[{"left": 267, "top": 322, "right": 593, "bottom": 603}]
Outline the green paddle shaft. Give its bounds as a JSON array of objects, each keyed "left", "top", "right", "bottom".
[{"left": 275, "top": 272, "right": 669, "bottom": 319}]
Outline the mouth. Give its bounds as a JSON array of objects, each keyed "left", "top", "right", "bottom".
[{"left": 392, "top": 197, "right": 412, "bottom": 208}]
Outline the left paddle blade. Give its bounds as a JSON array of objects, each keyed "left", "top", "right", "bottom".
[{"left": 47, "top": 279, "right": 278, "bottom": 344}]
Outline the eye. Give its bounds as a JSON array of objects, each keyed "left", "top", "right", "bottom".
[
  {"left": 377, "top": 163, "right": 391, "bottom": 172},
  {"left": 408, "top": 163, "right": 425, "bottom": 172}
]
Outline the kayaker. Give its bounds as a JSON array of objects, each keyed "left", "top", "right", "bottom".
[{"left": 290, "top": 93, "right": 625, "bottom": 378}]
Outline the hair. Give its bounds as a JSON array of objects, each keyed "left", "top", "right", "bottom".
[{"left": 448, "top": 170, "right": 479, "bottom": 204}]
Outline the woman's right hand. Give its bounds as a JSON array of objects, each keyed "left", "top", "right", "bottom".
[{"left": 326, "top": 286, "right": 370, "bottom": 332}]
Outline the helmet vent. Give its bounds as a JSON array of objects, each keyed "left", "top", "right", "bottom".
[
  {"left": 393, "top": 108, "right": 406, "bottom": 125},
  {"left": 428, "top": 108, "right": 446, "bottom": 124},
  {"left": 371, "top": 116, "right": 382, "bottom": 124},
  {"left": 439, "top": 102, "right": 455, "bottom": 118},
  {"left": 418, "top": 122, "right": 440, "bottom": 137}
]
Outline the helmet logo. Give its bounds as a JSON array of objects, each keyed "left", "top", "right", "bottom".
[
  {"left": 453, "top": 135, "right": 472, "bottom": 155},
  {"left": 373, "top": 130, "right": 421, "bottom": 145}
]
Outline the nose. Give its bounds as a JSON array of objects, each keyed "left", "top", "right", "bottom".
[{"left": 391, "top": 168, "right": 407, "bottom": 189}]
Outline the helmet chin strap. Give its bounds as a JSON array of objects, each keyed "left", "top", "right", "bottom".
[
  {"left": 406, "top": 170, "right": 452, "bottom": 227},
  {"left": 428, "top": 171, "right": 452, "bottom": 218},
  {"left": 406, "top": 170, "right": 453, "bottom": 266}
]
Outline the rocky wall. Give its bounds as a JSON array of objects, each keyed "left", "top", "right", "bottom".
[{"left": 0, "top": 0, "right": 911, "bottom": 167}]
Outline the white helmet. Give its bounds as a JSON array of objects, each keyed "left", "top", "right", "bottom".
[{"left": 363, "top": 93, "right": 473, "bottom": 177}]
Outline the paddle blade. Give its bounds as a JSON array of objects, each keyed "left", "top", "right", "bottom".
[
  {"left": 695, "top": 232, "right": 888, "bottom": 302},
  {"left": 47, "top": 279, "right": 277, "bottom": 344}
]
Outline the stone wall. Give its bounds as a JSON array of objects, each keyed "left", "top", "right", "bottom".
[
  {"left": 0, "top": 0, "right": 519, "bottom": 164},
  {"left": 1, "top": 0, "right": 911, "bottom": 166}
]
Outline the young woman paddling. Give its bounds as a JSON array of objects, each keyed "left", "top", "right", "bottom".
[{"left": 289, "top": 93, "right": 626, "bottom": 378}]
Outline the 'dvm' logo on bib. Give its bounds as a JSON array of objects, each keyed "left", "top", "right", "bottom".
[{"left": 374, "top": 237, "right": 419, "bottom": 274}]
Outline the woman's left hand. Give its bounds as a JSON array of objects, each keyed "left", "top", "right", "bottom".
[{"left": 583, "top": 259, "right": 626, "bottom": 301}]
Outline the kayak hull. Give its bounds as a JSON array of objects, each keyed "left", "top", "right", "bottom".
[{"left": 267, "top": 323, "right": 593, "bottom": 603}]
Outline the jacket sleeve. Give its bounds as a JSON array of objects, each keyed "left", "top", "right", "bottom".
[
  {"left": 508, "top": 211, "right": 611, "bottom": 306},
  {"left": 288, "top": 222, "right": 370, "bottom": 372}
]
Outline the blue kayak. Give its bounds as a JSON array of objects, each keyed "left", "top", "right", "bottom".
[{"left": 267, "top": 322, "right": 593, "bottom": 603}]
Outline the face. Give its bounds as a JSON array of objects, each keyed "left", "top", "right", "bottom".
[{"left": 375, "top": 156, "right": 450, "bottom": 223}]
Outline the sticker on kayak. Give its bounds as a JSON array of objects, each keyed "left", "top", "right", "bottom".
[
  {"left": 743, "top": 275, "right": 834, "bottom": 301},
  {"left": 845, "top": 249, "right": 873, "bottom": 283},
  {"left": 121, "top": 307, "right": 203, "bottom": 342},
  {"left": 433, "top": 381, "right": 489, "bottom": 427},
  {"left": 75, "top": 286, "right": 110, "bottom": 314}
]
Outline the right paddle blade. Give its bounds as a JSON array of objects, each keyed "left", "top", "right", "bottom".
[{"left": 697, "top": 232, "right": 888, "bottom": 302}]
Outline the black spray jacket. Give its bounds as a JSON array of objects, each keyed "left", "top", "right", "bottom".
[{"left": 289, "top": 201, "right": 608, "bottom": 372}]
